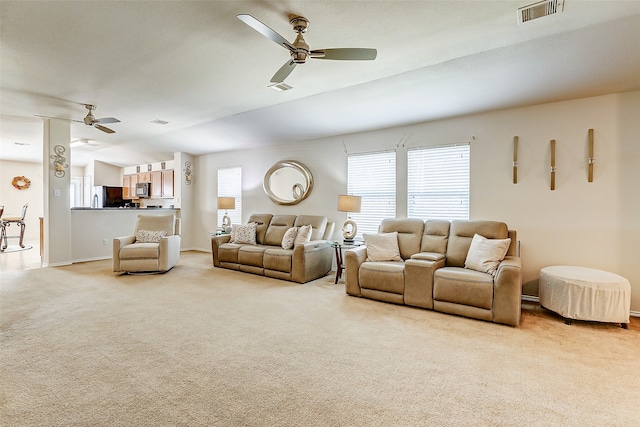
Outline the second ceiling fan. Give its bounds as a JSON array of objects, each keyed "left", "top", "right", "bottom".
[{"left": 237, "top": 14, "right": 377, "bottom": 86}]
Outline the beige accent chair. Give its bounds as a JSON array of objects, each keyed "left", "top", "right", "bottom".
[
  {"left": 113, "top": 214, "right": 181, "bottom": 274},
  {"left": 211, "top": 213, "right": 335, "bottom": 283},
  {"left": 345, "top": 219, "right": 522, "bottom": 326}
]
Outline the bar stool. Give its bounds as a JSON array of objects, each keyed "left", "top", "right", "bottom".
[
  {"left": 1, "top": 203, "right": 28, "bottom": 250},
  {"left": 0, "top": 206, "right": 5, "bottom": 251}
]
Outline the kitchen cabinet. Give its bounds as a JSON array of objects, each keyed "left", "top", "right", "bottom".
[
  {"left": 150, "top": 170, "right": 174, "bottom": 198},
  {"left": 123, "top": 173, "right": 138, "bottom": 200},
  {"left": 138, "top": 172, "right": 152, "bottom": 183},
  {"left": 161, "top": 170, "right": 174, "bottom": 198}
]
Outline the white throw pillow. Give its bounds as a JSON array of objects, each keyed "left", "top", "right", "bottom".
[
  {"left": 281, "top": 227, "right": 299, "bottom": 249},
  {"left": 294, "top": 225, "right": 312, "bottom": 247},
  {"left": 231, "top": 223, "right": 257, "bottom": 245},
  {"left": 464, "top": 233, "right": 511, "bottom": 275},
  {"left": 135, "top": 229, "right": 167, "bottom": 243},
  {"left": 363, "top": 232, "right": 403, "bottom": 262}
]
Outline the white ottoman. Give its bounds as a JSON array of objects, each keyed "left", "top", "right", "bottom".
[{"left": 539, "top": 266, "right": 630, "bottom": 328}]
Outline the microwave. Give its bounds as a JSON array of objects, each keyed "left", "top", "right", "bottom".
[{"left": 135, "top": 182, "right": 150, "bottom": 198}]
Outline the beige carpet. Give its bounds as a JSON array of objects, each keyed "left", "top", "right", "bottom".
[{"left": 1, "top": 251, "right": 638, "bottom": 426}]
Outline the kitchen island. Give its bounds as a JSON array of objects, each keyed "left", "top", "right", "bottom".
[{"left": 70, "top": 207, "right": 180, "bottom": 263}]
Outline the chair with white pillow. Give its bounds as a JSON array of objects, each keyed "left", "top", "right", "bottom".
[{"left": 113, "top": 214, "right": 181, "bottom": 274}]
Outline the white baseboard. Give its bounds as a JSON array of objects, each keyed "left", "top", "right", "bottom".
[
  {"left": 72, "top": 256, "right": 111, "bottom": 264},
  {"left": 522, "top": 295, "right": 639, "bottom": 318}
]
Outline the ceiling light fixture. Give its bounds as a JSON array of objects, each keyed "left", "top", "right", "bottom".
[{"left": 269, "top": 82, "right": 293, "bottom": 92}]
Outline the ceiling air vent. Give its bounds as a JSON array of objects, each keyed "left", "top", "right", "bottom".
[{"left": 518, "top": 0, "right": 564, "bottom": 24}]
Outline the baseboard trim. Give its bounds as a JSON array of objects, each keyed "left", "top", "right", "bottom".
[
  {"left": 72, "top": 256, "right": 111, "bottom": 264},
  {"left": 522, "top": 295, "right": 639, "bottom": 318}
]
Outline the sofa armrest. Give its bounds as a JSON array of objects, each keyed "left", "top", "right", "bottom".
[
  {"left": 493, "top": 255, "right": 523, "bottom": 326},
  {"left": 404, "top": 257, "right": 445, "bottom": 309},
  {"left": 112, "top": 235, "right": 135, "bottom": 272},
  {"left": 211, "top": 234, "right": 232, "bottom": 267},
  {"left": 344, "top": 246, "right": 367, "bottom": 296},
  {"left": 291, "top": 240, "right": 332, "bottom": 283},
  {"left": 159, "top": 235, "right": 181, "bottom": 271},
  {"left": 410, "top": 252, "right": 445, "bottom": 262}
]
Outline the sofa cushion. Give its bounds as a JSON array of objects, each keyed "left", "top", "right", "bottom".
[
  {"left": 135, "top": 229, "right": 166, "bottom": 243},
  {"left": 264, "top": 248, "right": 293, "bottom": 273},
  {"left": 363, "top": 232, "right": 402, "bottom": 262},
  {"left": 264, "top": 215, "right": 296, "bottom": 246},
  {"left": 238, "top": 245, "right": 267, "bottom": 267},
  {"left": 379, "top": 218, "right": 424, "bottom": 260},
  {"left": 360, "top": 261, "right": 405, "bottom": 294},
  {"left": 446, "top": 221, "right": 509, "bottom": 267},
  {"left": 218, "top": 243, "right": 244, "bottom": 263},
  {"left": 433, "top": 267, "right": 494, "bottom": 310},
  {"left": 294, "top": 225, "right": 312, "bottom": 246},
  {"left": 120, "top": 242, "right": 160, "bottom": 259},
  {"left": 281, "top": 227, "right": 298, "bottom": 250},
  {"left": 421, "top": 219, "right": 450, "bottom": 254},
  {"left": 464, "top": 234, "right": 511, "bottom": 275},
  {"left": 247, "top": 214, "right": 273, "bottom": 245},
  {"left": 293, "top": 215, "right": 327, "bottom": 240},
  {"left": 135, "top": 214, "right": 175, "bottom": 236},
  {"left": 231, "top": 223, "right": 257, "bottom": 245}
]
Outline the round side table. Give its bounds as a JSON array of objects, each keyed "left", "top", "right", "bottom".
[{"left": 539, "top": 265, "right": 631, "bottom": 328}]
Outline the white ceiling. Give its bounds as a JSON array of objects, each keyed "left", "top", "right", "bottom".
[{"left": 2, "top": 1, "right": 640, "bottom": 167}]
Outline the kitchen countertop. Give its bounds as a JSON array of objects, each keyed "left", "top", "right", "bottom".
[{"left": 72, "top": 207, "right": 178, "bottom": 210}]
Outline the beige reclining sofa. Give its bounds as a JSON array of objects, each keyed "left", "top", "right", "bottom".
[
  {"left": 345, "top": 219, "right": 522, "bottom": 326},
  {"left": 211, "top": 214, "right": 335, "bottom": 283}
]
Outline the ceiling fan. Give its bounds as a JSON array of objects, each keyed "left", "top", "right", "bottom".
[
  {"left": 36, "top": 104, "right": 120, "bottom": 134},
  {"left": 237, "top": 14, "right": 377, "bottom": 86}
]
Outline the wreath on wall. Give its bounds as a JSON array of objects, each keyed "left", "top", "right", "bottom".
[{"left": 12, "top": 176, "right": 31, "bottom": 190}]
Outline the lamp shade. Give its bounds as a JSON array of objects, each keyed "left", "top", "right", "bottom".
[
  {"left": 337, "top": 194, "right": 361, "bottom": 213},
  {"left": 217, "top": 197, "right": 235, "bottom": 210}
]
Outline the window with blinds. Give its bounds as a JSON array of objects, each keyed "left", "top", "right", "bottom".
[
  {"left": 407, "top": 144, "right": 470, "bottom": 220},
  {"left": 217, "top": 166, "right": 242, "bottom": 227},
  {"left": 347, "top": 151, "right": 396, "bottom": 239}
]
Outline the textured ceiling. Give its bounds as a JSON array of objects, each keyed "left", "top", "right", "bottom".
[{"left": 1, "top": 1, "right": 640, "bottom": 167}]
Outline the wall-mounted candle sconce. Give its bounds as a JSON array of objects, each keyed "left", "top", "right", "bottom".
[
  {"left": 513, "top": 136, "right": 519, "bottom": 184},
  {"left": 184, "top": 161, "right": 193, "bottom": 185},
  {"left": 588, "top": 129, "right": 594, "bottom": 183},
  {"left": 550, "top": 139, "right": 556, "bottom": 190},
  {"left": 50, "top": 145, "right": 68, "bottom": 178}
]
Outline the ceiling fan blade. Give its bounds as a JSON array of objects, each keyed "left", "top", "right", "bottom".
[
  {"left": 95, "top": 117, "right": 120, "bottom": 124},
  {"left": 237, "top": 14, "right": 295, "bottom": 52},
  {"left": 95, "top": 124, "right": 115, "bottom": 134},
  {"left": 270, "top": 60, "right": 297, "bottom": 84},
  {"left": 310, "top": 48, "right": 377, "bottom": 60}
]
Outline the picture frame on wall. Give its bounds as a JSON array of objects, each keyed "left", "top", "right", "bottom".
[
  {"left": 147, "top": 164, "right": 152, "bottom": 171},
  {"left": 136, "top": 166, "right": 140, "bottom": 173},
  {"left": 161, "top": 162, "right": 166, "bottom": 170}
]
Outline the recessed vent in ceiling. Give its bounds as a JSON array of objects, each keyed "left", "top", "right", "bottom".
[
  {"left": 518, "top": 0, "right": 564, "bottom": 24},
  {"left": 151, "top": 119, "right": 169, "bottom": 125}
]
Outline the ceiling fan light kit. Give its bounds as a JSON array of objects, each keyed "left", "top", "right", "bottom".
[{"left": 237, "top": 14, "right": 377, "bottom": 86}]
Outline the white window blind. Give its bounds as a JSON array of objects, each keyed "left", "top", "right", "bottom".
[
  {"left": 408, "top": 144, "right": 470, "bottom": 220},
  {"left": 217, "top": 166, "right": 242, "bottom": 227},
  {"left": 348, "top": 151, "right": 396, "bottom": 239}
]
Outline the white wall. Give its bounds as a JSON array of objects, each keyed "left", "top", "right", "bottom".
[
  {"left": 0, "top": 160, "right": 43, "bottom": 242},
  {"left": 193, "top": 91, "right": 640, "bottom": 312}
]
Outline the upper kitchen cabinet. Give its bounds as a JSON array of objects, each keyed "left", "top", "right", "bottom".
[{"left": 151, "top": 170, "right": 174, "bottom": 198}]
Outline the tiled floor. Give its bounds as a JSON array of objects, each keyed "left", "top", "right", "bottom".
[{"left": 0, "top": 240, "right": 42, "bottom": 272}]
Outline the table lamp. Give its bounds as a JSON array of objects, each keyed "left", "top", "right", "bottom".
[
  {"left": 217, "top": 197, "right": 235, "bottom": 230},
  {"left": 337, "top": 194, "right": 361, "bottom": 243}
]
